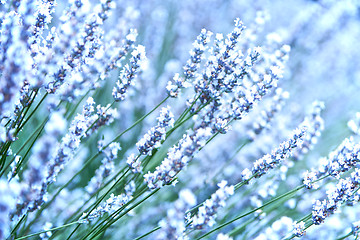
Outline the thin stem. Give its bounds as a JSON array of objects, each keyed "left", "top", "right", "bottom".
[
  {"left": 62, "top": 168, "right": 130, "bottom": 239},
  {"left": 18, "top": 91, "right": 47, "bottom": 130},
  {"left": 196, "top": 185, "right": 305, "bottom": 239},
  {"left": 10, "top": 213, "right": 27, "bottom": 238},
  {"left": 90, "top": 188, "right": 160, "bottom": 240},
  {"left": 133, "top": 226, "right": 161, "bottom": 240},
  {"left": 337, "top": 231, "right": 354, "bottom": 240},
  {"left": 14, "top": 222, "right": 79, "bottom": 240},
  {"left": 24, "top": 97, "right": 169, "bottom": 231},
  {"left": 65, "top": 89, "right": 91, "bottom": 121},
  {"left": 79, "top": 185, "right": 149, "bottom": 240}
]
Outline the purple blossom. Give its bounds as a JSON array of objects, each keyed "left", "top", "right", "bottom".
[{"left": 191, "top": 180, "right": 234, "bottom": 229}]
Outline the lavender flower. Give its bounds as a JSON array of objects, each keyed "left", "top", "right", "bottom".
[
  {"left": 86, "top": 104, "right": 119, "bottom": 136},
  {"left": 137, "top": 106, "right": 174, "bottom": 156},
  {"left": 293, "top": 101, "right": 325, "bottom": 160},
  {"left": 1, "top": 1, "right": 360, "bottom": 240},
  {"left": 127, "top": 153, "right": 142, "bottom": 173},
  {"left": 101, "top": 29, "right": 138, "bottom": 80},
  {"left": 241, "top": 128, "right": 306, "bottom": 181},
  {"left": 12, "top": 111, "right": 66, "bottom": 217},
  {"left": 79, "top": 181, "right": 135, "bottom": 224},
  {"left": 112, "top": 45, "right": 146, "bottom": 101},
  {"left": 157, "top": 189, "right": 196, "bottom": 240},
  {"left": 303, "top": 170, "right": 319, "bottom": 189},
  {"left": 292, "top": 221, "right": 306, "bottom": 237},
  {"left": 312, "top": 169, "right": 360, "bottom": 225},
  {"left": 0, "top": 2, "right": 35, "bottom": 120},
  {"left": 166, "top": 29, "right": 213, "bottom": 97},
  {"left": 39, "top": 222, "right": 53, "bottom": 240},
  {"left": 18, "top": 97, "right": 97, "bottom": 214},
  {"left": 46, "top": 0, "right": 116, "bottom": 94},
  {"left": 46, "top": 97, "right": 96, "bottom": 183},
  {"left": 191, "top": 180, "right": 234, "bottom": 229},
  {"left": 353, "top": 220, "right": 360, "bottom": 237},
  {"left": 247, "top": 88, "right": 289, "bottom": 140},
  {"left": 144, "top": 127, "right": 212, "bottom": 189},
  {"left": 86, "top": 142, "right": 120, "bottom": 195},
  {"left": 317, "top": 137, "right": 360, "bottom": 178}
]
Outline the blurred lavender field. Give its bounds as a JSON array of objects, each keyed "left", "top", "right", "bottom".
[{"left": 1, "top": 0, "right": 360, "bottom": 239}]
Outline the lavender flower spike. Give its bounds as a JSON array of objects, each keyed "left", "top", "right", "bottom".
[
  {"left": 112, "top": 45, "right": 146, "bottom": 101},
  {"left": 312, "top": 169, "right": 360, "bottom": 225},
  {"left": 166, "top": 29, "right": 213, "bottom": 97},
  {"left": 144, "top": 127, "right": 212, "bottom": 189},
  {"left": 157, "top": 189, "right": 196, "bottom": 240},
  {"left": 191, "top": 180, "right": 234, "bottom": 229},
  {"left": 136, "top": 106, "right": 175, "bottom": 156},
  {"left": 85, "top": 142, "right": 120, "bottom": 195},
  {"left": 293, "top": 221, "right": 306, "bottom": 237},
  {"left": 241, "top": 128, "right": 307, "bottom": 181},
  {"left": 22, "top": 97, "right": 97, "bottom": 214},
  {"left": 79, "top": 181, "right": 136, "bottom": 224}
]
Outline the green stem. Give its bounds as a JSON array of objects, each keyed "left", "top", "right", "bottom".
[
  {"left": 337, "top": 231, "right": 354, "bottom": 240},
  {"left": 91, "top": 187, "right": 160, "bottom": 239},
  {"left": 133, "top": 227, "right": 161, "bottom": 240},
  {"left": 0, "top": 90, "right": 44, "bottom": 172},
  {"left": 61, "top": 168, "right": 130, "bottom": 239},
  {"left": 18, "top": 91, "right": 46, "bottom": 130},
  {"left": 14, "top": 222, "right": 79, "bottom": 240},
  {"left": 65, "top": 90, "right": 91, "bottom": 121},
  {"left": 24, "top": 97, "right": 169, "bottom": 232},
  {"left": 80, "top": 185, "right": 149, "bottom": 240},
  {"left": 196, "top": 185, "right": 305, "bottom": 239}
]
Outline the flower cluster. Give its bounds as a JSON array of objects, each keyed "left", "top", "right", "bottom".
[
  {"left": 86, "top": 142, "right": 120, "bottom": 195},
  {"left": 247, "top": 88, "right": 289, "bottom": 140},
  {"left": 79, "top": 181, "right": 136, "bottom": 224},
  {"left": 136, "top": 106, "right": 175, "bottom": 156},
  {"left": 11, "top": 111, "right": 65, "bottom": 217},
  {"left": 353, "top": 220, "right": 360, "bottom": 237},
  {"left": 292, "top": 221, "right": 306, "bottom": 237},
  {"left": 126, "top": 153, "right": 142, "bottom": 174},
  {"left": 242, "top": 128, "right": 306, "bottom": 181},
  {"left": 312, "top": 169, "right": 360, "bottom": 225},
  {"left": 191, "top": 180, "right": 234, "bottom": 229},
  {"left": 144, "top": 127, "right": 213, "bottom": 189},
  {"left": 46, "top": 0, "right": 117, "bottom": 94},
  {"left": 157, "top": 189, "right": 196, "bottom": 240},
  {"left": 166, "top": 29, "right": 213, "bottom": 97},
  {"left": 303, "top": 170, "right": 319, "bottom": 189},
  {"left": 0, "top": 2, "right": 35, "bottom": 120},
  {"left": 313, "top": 137, "right": 360, "bottom": 179},
  {"left": 46, "top": 97, "right": 97, "bottom": 184},
  {"left": 14, "top": 97, "right": 97, "bottom": 217},
  {"left": 112, "top": 45, "right": 147, "bottom": 101},
  {"left": 292, "top": 101, "right": 325, "bottom": 160}
]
